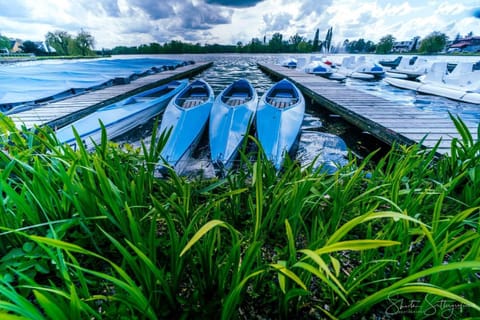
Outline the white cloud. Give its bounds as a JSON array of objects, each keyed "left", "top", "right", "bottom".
[{"left": 0, "top": 0, "right": 478, "bottom": 49}]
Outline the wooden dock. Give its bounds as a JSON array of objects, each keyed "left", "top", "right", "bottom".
[
  {"left": 8, "top": 61, "right": 213, "bottom": 129},
  {"left": 258, "top": 62, "right": 478, "bottom": 155}
]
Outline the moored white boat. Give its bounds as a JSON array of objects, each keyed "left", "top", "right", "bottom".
[
  {"left": 281, "top": 57, "right": 298, "bottom": 69},
  {"left": 157, "top": 79, "right": 214, "bottom": 174},
  {"left": 337, "top": 56, "right": 385, "bottom": 80},
  {"left": 386, "top": 56, "right": 429, "bottom": 79},
  {"left": 55, "top": 79, "right": 188, "bottom": 149},
  {"left": 209, "top": 78, "right": 258, "bottom": 171},
  {"left": 384, "top": 61, "right": 480, "bottom": 104},
  {"left": 256, "top": 79, "right": 305, "bottom": 170},
  {"left": 304, "top": 59, "right": 346, "bottom": 81}
]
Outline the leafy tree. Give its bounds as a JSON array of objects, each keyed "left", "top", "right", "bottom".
[
  {"left": 75, "top": 29, "right": 95, "bottom": 56},
  {"left": 289, "top": 33, "right": 303, "bottom": 51},
  {"left": 45, "top": 31, "right": 72, "bottom": 55},
  {"left": 297, "top": 40, "right": 312, "bottom": 53},
  {"left": 376, "top": 34, "right": 395, "bottom": 54},
  {"left": 0, "top": 34, "right": 10, "bottom": 52},
  {"left": 268, "top": 32, "right": 283, "bottom": 52},
  {"left": 246, "top": 37, "right": 264, "bottom": 53},
  {"left": 418, "top": 31, "right": 448, "bottom": 53}
]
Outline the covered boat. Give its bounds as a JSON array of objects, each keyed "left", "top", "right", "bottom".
[
  {"left": 55, "top": 79, "right": 188, "bottom": 149},
  {"left": 384, "top": 61, "right": 480, "bottom": 104},
  {"left": 158, "top": 79, "right": 214, "bottom": 174},
  {"left": 209, "top": 78, "right": 258, "bottom": 171},
  {"left": 256, "top": 79, "right": 305, "bottom": 170}
]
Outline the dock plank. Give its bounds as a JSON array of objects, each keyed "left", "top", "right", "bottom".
[
  {"left": 258, "top": 62, "right": 478, "bottom": 156},
  {"left": 8, "top": 61, "right": 212, "bottom": 129}
]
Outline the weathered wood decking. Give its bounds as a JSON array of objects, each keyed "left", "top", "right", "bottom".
[
  {"left": 8, "top": 61, "right": 212, "bottom": 129},
  {"left": 258, "top": 62, "right": 478, "bottom": 155}
]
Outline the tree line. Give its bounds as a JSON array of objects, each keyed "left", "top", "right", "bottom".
[
  {"left": 1, "top": 27, "right": 463, "bottom": 56},
  {"left": 110, "top": 29, "right": 331, "bottom": 55},
  {"left": 0, "top": 29, "right": 95, "bottom": 56},
  {"left": 111, "top": 29, "right": 453, "bottom": 55}
]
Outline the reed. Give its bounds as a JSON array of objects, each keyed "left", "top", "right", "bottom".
[{"left": 0, "top": 114, "right": 478, "bottom": 319}]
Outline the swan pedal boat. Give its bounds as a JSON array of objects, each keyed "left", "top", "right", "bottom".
[
  {"left": 384, "top": 61, "right": 480, "bottom": 104},
  {"left": 55, "top": 79, "right": 188, "bottom": 149},
  {"left": 256, "top": 79, "right": 305, "bottom": 170}
]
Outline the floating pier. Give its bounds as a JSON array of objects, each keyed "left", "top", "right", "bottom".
[
  {"left": 258, "top": 62, "right": 478, "bottom": 155},
  {"left": 8, "top": 61, "right": 213, "bottom": 129}
]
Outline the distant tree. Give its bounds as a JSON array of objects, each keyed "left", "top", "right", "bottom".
[
  {"left": 297, "top": 40, "right": 312, "bottom": 53},
  {"left": 352, "top": 38, "right": 366, "bottom": 52},
  {"left": 289, "top": 33, "right": 303, "bottom": 51},
  {"left": 247, "top": 37, "right": 264, "bottom": 53},
  {"left": 365, "top": 40, "right": 376, "bottom": 52},
  {"left": 268, "top": 32, "right": 283, "bottom": 52},
  {"left": 376, "top": 34, "right": 395, "bottom": 54},
  {"left": 0, "top": 34, "right": 10, "bottom": 51},
  {"left": 75, "top": 29, "right": 95, "bottom": 56},
  {"left": 418, "top": 31, "right": 448, "bottom": 53},
  {"left": 46, "top": 30, "right": 72, "bottom": 55},
  {"left": 312, "top": 28, "right": 320, "bottom": 51}
]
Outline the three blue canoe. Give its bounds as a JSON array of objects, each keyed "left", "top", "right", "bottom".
[
  {"left": 158, "top": 79, "right": 214, "bottom": 173},
  {"left": 209, "top": 78, "right": 258, "bottom": 170},
  {"left": 55, "top": 79, "right": 188, "bottom": 149},
  {"left": 256, "top": 79, "right": 305, "bottom": 170}
]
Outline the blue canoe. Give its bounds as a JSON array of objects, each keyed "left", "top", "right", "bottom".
[
  {"left": 209, "top": 78, "right": 258, "bottom": 170},
  {"left": 158, "top": 79, "right": 214, "bottom": 173},
  {"left": 55, "top": 79, "right": 188, "bottom": 149},
  {"left": 256, "top": 79, "right": 305, "bottom": 170}
]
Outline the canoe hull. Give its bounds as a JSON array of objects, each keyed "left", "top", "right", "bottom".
[
  {"left": 55, "top": 79, "right": 188, "bottom": 149},
  {"left": 209, "top": 79, "right": 258, "bottom": 170},
  {"left": 158, "top": 79, "right": 214, "bottom": 173},
  {"left": 256, "top": 79, "right": 305, "bottom": 170}
]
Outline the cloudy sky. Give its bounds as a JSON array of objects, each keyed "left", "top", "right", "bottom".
[{"left": 0, "top": 0, "right": 479, "bottom": 49}]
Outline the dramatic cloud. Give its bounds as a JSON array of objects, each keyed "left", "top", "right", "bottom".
[
  {"left": 126, "top": 0, "right": 175, "bottom": 19},
  {"left": 263, "top": 12, "right": 293, "bottom": 32},
  {"left": 0, "top": 0, "right": 478, "bottom": 49},
  {"left": 473, "top": 7, "right": 480, "bottom": 18},
  {"left": 175, "top": 1, "right": 232, "bottom": 30},
  {"left": 205, "top": 0, "right": 264, "bottom": 8}
]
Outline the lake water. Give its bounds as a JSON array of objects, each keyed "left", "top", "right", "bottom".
[{"left": 2, "top": 53, "right": 479, "bottom": 175}]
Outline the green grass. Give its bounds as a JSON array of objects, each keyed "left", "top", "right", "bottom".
[{"left": 0, "top": 114, "right": 478, "bottom": 319}]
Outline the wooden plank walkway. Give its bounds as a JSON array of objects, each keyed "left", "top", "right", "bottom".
[
  {"left": 8, "top": 61, "right": 213, "bottom": 129},
  {"left": 258, "top": 62, "right": 478, "bottom": 155}
]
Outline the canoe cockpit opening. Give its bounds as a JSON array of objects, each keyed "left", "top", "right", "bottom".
[
  {"left": 176, "top": 83, "right": 210, "bottom": 108},
  {"left": 222, "top": 91, "right": 251, "bottom": 106},
  {"left": 267, "top": 89, "right": 298, "bottom": 108}
]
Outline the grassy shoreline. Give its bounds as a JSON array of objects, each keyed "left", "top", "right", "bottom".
[{"left": 0, "top": 114, "right": 478, "bottom": 319}]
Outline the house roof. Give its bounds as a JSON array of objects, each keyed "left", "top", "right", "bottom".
[{"left": 450, "top": 41, "right": 470, "bottom": 48}]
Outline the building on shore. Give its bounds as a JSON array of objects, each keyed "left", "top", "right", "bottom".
[{"left": 448, "top": 36, "right": 480, "bottom": 53}]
